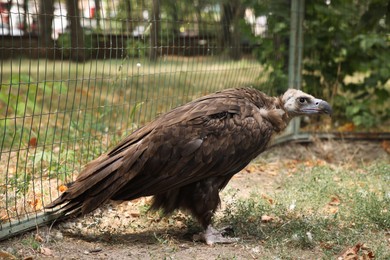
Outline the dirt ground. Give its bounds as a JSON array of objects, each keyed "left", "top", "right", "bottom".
[{"left": 1, "top": 139, "right": 389, "bottom": 259}]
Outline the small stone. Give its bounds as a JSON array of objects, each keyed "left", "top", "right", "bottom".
[
  {"left": 5, "top": 247, "right": 16, "bottom": 255},
  {"left": 54, "top": 231, "right": 63, "bottom": 240}
]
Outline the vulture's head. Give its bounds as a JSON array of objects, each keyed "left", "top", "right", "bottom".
[{"left": 282, "top": 89, "right": 332, "bottom": 117}]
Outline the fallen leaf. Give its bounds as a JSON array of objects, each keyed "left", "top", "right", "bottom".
[
  {"left": 261, "top": 194, "right": 274, "bottom": 205},
  {"left": 382, "top": 140, "right": 390, "bottom": 154},
  {"left": 0, "top": 250, "right": 16, "bottom": 259},
  {"left": 245, "top": 165, "right": 257, "bottom": 173},
  {"left": 29, "top": 137, "right": 37, "bottom": 148},
  {"left": 323, "top": 195, "right": 340, "bottom": 214},
  {"left": 28, "top": 198, "right": 42, "bottom": 211},
  {"left": 0, "top": 210, "right": 9, "bottom": 222},
  {"left": 247, "top": 216, "right": 256, "bottom": 223},
  {"left": 58, "top": 185, "right": 68, "bottom": 193},
  {"left": 329, "top": 195, "right": 341, "bottom": 206},
  {"left": 338, "top": 243, "right": 375, "bottom": 260},
  {"left": 261, "top": 215, "right": 274, "bottom": 222},
  {"left": 333, "top": 176, "right": 341, "bottom": 182},
  {"left": 35, "top": 233, "right": 44, "bottom": 242},
  {"left": 40, "top": 247, "right": 53, "bottom": 256},
  {"left": 129, "top": 211, "right": 140, "bottom": 217},
  {"left": 337, "top": 122, "right": 355, "bottom": 132},
  {"left": 328, "top": 206, "right": 339, "bottom": 214},
  {"left": 320, "top": 242, "right": 334, "bottom": 250}
]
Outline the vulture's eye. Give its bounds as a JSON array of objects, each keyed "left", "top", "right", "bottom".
[{"left": 298, "top": 97, "right": 306, "bottom": 103}]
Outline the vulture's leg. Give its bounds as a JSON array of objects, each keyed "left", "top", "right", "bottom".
[{"left": 185, "top": 178, "right": 239, "bottom": 245}]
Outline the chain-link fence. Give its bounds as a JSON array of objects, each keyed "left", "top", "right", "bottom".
[{"left": 0, "top": 0, "right": 278, "bottom": 239}]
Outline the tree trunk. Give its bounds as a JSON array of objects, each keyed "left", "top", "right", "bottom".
[
  {"left": 220, "top": 3, "right": 232, "bottom": 50},
  {"left": 94, "top": 0, "right": 101, "bottom": 31},
  {"left": 195, "top": 6, "right": 203, "bottom": 35},
  {"left": 122, "top": 0, "right": 132, "bottom": 34},
  {"left": 38, "top": 0, "right": 54, "bottom": 47},
  {"left": 149, "top": 0, "right": 160, "bottom": 62},
  {"left": 65, "top": 0, "right": 86, "bottom": 61},
  {"left": 167, "top": 1, "right": 179, "bottom": 37},
  {"left": 22, "top": 0, "right": 28, "bottom": 34},
  {"left": 220, "top": 1, "right": 244, "bottom": 60}
]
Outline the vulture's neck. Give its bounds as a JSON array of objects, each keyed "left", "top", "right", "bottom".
[{"left": 255, "top": 95, "right": 290, "bottom": 133}]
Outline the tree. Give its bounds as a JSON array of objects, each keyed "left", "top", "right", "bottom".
[
  {"left": 65, "top": 0, "right": 86, "bottom": 61},
  {"left": 94, "top": 0, "right": 101, "bottom": 31},
  {"left": 252, "top": 0, "right": 291, "bottom": 94},
  {"left": 164, "top": 0, "right": 180, "bottom": 37},
  {"left": 149, "top": 0, "right": 160, "bottom": 61},
  {"left": 121, "top": 0, "right": 132, "bottom": 34},
  {"left": 220, "top": 0, "right": 246, "bottom": 60},
  {"left": 39, "top": 0, "right": 54, "bottom": 47}
]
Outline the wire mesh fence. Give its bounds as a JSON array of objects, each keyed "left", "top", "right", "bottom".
[
  {"left": 2, "top": 0, "right": 388, "bottom": 241},
  {"left": 0, "top": 0, "right": 272, "bottom": 239}
]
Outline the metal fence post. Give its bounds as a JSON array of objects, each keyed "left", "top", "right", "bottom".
[{"left": 287, "top": 0, "right": 305, "bottom": 137}]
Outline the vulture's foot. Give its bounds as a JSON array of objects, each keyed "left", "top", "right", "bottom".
[{"left": 193, "top": 225, "right": 239, "bottom": 245}]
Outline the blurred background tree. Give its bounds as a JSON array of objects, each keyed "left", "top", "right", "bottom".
[{"left": 254, "top": 0, "right": 390, "bottom": 130}]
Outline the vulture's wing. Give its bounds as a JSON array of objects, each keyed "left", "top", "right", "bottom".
[{"left": 47, "top": 88, "right": 275, "bottom": 215}]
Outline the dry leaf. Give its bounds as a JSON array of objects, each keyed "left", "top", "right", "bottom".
[
  {"left": 0, "top": 250, "right": 17, "bottom": 259},
  {"left": 29, "top": 137, "right": 37, "bottom": 148},
  {"left": 129, "top": 211, "right": 140, "bottom": 217},
  {"left": 35, "top": 233, "right": 44, "bottom": 242},
  {"left": 40, "top": 247, "right": 53, "bottom": 256},
  {"left": 328, "top": 206, "right": 339, "bottom": 214},
  {"left": 333, "top": 176, "right": 341, "bottom": 182},
  {"left": 338, "top": 243, "right": 375, "bottom": 260},
  {"left": 329, "top": 195, "right": 341, "bottom": 206},
  {"left": 0, "top": 210, "right": 9, "bottom": 222},
  {"left": 28, "top": 198, "right": 42, "bottom": 211},
  {"left": 323, "top": 195, "right": 340, "bottom": 214},
  {"left": 320, "top": 242, "right": 334, "bottom": 250},
  {"left": 261, "top": 215, "right": 274, "bottom": 222},
  {"left": 382, "top": 140, "right": 390, "bottom": 154},
  {"left": 245, "top": 165, "right": 257, "bottom": 173},
  {"left": 58, "top": 185, "right": 68, "bottom": 193},
  {"left": 247, "top": 216, "right": 256, "bottom": 223},
  {"left": 337, "top": 122, "right": 355, "bottom": 132},
  {"left": 261, "top": 194, "right": 274, "bottom": 205}
]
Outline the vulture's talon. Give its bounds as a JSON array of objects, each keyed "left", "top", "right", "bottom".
[{"left": 193, "top": 225, "right": 239, "bottom": 245}]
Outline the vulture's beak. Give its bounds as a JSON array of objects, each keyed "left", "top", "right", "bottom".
[
  {"left": 301, "top": 99, "right": 332, "bottom": 116},
  {"left": 316, "top": 99, "right": 332, "bottom": 116}
]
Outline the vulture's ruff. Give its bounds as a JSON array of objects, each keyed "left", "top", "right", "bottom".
[{"left": 46, "top": 87, "right": 331, "bottom": 245}]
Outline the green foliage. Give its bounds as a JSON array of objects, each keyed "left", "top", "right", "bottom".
[
  {"left": 21, "top": 235, "right": 41, "bottom": 250},
  {"left": 252, "top": 0, "right": 291, "bottom": 95},
  {"left": 126, "top": 39, "right": 149, "bottom": 58},
  {"left": 57, "top": 32, "right": 95, "bottom": 59},
  {"left": 253, "top": 0, "right": 390, "bottom": 129}
]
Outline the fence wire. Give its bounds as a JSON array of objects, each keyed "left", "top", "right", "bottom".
[{"left": 0, "top": 0, "right": 272, "bottom": 239}]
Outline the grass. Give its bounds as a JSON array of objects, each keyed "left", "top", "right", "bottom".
[
  {"left": 221, "top": 162, "right": 390, "bottom": 259},
  {"left": 0, "top": 57, "right": 266, "bottom": 224}
]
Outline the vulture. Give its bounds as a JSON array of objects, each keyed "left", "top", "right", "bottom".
[{"left": 46, "top": 87, "right": 332, "bottom": 245}]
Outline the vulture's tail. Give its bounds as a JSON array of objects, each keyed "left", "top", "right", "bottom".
[{"left": 45, "top": 146, "right": 145, "bottom": 217}]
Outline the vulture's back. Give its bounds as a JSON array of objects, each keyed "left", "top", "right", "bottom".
[{"left": 46, "top": 88, "right": 281, "bottom": 215}]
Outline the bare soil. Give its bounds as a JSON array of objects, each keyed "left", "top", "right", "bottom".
[{"left": 1, "top": 140, "right": 389, "bottom": 259}]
